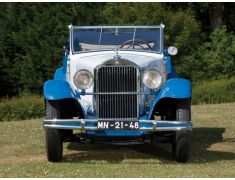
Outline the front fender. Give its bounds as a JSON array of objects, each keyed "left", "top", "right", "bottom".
[
  {"left": 149, "top": 78, "right": 191, "bottom": 118},
  {"left": 158, "top": 78, "right": 191, "bottom": 99},
  {"left": 54, "top": 67, "right": 66, "bottom": 80},
  {"left": 43, "top": 80, "right": 77, "bottom": 100}
]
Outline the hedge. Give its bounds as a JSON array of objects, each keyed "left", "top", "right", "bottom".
[{"left": 0, "top": 94, "right": 44, "bottom": 121}]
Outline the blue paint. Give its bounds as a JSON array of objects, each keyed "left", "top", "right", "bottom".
[
  {"left": 139, "top": 115, "right": 148, "bottom": 120},
  {"left": 148, "top": 78, "right": 191, "bottom": 119},
  {"left": 86, "top": 130, "right": 150, "bottom": 137},
  {"left": 168, "top": 66, "right": 177, "bottom": 79},
  {"left": 43, "top": 80, "right": 78, "bottom": 100},
  {"left": 54, "top": 68, "right": 66, "bottom": 80},
  {"left": 163, "top": 49, "right": 168, "bottom": 56},
  {"left": 157, "top": 78, "right": 191, "bottom": 99},
  {"left": 164, "top": 56, "right": 172, "bottom": 74}
]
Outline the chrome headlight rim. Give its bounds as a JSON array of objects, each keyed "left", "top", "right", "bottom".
[
  {"left": 142, "top": 69, "right": 163, "bottom": 89},
  {"left": 73, "top": 69, "right": 93, "bottom": 90}
]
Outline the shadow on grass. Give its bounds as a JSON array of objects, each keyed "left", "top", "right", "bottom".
[
  {"left": 190, "top": 127, "right": 235, "bottom": 163},
  {"left": 63, "top": 127, "right": 235, "bottom": 164}
]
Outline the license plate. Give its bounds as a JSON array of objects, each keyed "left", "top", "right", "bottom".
[{"left": 97, "top": 120, "right": 139, "bottom": 130}]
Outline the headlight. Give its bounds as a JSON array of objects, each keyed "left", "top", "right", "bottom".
[
  {"left": 143, "top": 70, "right": 162, "bottom": 89},
  {"left": 167, "top": 46, "right": 178, "bottom": 56},
  {"left": 73, "top": 70, "right": 93, "bottom": 89}
]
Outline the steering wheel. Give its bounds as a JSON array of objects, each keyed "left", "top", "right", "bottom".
[{"left": 120, "top": 38, "right": 152, "bottom": 50}]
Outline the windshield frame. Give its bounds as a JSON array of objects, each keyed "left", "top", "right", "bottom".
[{"left": 69, "top": 25, "right": 164, "bottom": 54}]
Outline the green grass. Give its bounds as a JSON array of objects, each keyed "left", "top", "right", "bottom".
[
  {"left": 0, "top": 103, "right": 234, "bottom": 177},
  {"left": 192, "top": 77, "right": 235, "bottom": 104}
]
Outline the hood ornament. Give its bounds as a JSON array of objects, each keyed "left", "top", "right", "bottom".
[{"left": 114, "top": 48, "right": 121, "bottom": 61}]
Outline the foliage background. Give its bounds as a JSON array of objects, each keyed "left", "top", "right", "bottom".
[{"left": 0, "top": 2, "right": 234, "bottom": 99}]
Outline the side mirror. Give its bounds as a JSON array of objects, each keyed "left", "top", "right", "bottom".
[{"left": 167, "top": 46, "right": 178, "bottom": 56}]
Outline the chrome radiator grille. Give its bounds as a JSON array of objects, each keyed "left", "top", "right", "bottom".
[{"left": 96, "top": 65, "right": 139, "bottom": 118}]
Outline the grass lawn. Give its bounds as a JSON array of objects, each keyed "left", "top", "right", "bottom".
[{"left": 0, "top": 103, "right": 234, "bottom": 177}]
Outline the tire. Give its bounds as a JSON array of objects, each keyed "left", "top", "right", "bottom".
[
  {"left": 172, "top": 99, "right": 191, "bottom": 162},
  {"left": 45, "top": 100, "right": 63, "bottom": 162}
]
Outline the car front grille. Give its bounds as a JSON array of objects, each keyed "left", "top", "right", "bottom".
[{"left": 96, "top": 65, "right": 139, "bottom": 118}]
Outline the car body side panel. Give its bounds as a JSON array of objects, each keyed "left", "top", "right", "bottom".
[
  {"left": 44, "top": 80, "right": 77, "bottom": 100},
  {"left": 148, "top": 78, "right": 191, "bottom": 119},
  {"left": 165, "top": 56, "right": 172, "bottom": 74},
  {"left": 168, "top": 67, "right": 177, "bottom": 79}
]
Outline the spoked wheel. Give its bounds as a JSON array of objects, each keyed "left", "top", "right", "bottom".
[
  {"left": 172, "top": 99, "right": 191, "bottom": 162},
  {"left": 45, "top": 100, "right": 63, "bottom": 162}
]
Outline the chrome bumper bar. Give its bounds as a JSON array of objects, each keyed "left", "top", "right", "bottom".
[{"left": 43, "top": 119, "right": 192, "bottom": 132}]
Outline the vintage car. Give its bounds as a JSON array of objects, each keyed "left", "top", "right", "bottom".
[{"left": 43, "top": 25, "right": 192, "bottom": 162}]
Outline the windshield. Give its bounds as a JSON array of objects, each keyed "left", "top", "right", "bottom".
[{"left": 71, "top": 26, "right": 163, "bottom": 53}]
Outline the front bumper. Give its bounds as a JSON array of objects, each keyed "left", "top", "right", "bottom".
[{"left": 43, "top": 119, "right": 192, "bottom": 132}]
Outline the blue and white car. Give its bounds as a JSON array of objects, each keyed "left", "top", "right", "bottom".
[{"left": 43, "top": 25, "right": 192, "bottom": 162}]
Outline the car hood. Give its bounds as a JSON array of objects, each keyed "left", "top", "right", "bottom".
[{"left": 70, "top": 50, "right": 164, "bottom": 71}]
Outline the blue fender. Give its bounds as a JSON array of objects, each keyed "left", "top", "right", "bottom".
[
  {"left": 54, "top": 67, "right": 66, "bottom": 80},
  {"left": 54, "top": 53, "right": 68, "bottom": 80},
  {"left": 148, "top": 78, "right": 191, "bottom": 118},
  {"left": 43, "top": 80, "right": 77, "bottom": 100}
]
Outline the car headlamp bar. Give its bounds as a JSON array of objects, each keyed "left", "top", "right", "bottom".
[{"left": 78, "top": 91, "right": 155, "bottom": 96}]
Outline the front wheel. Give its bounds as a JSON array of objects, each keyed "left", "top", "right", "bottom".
[
  {"left": 46, "top": 129, "right": 63, "bottom": 162},
  {"left": 172, "top": 99, "right": 191, "bottom": 162},
  {"left": 45, "top": 100, "right": 63, "bottom": 162}
]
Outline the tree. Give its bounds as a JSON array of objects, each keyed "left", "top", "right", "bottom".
[
  {"left": 209, "top": 3, "right": 224, "bottom": 29},
  {"left": 0, "top": 2, "right": 234, "bottom": 96}
]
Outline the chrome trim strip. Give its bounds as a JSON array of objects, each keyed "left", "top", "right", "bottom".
[
  {"left": 44, "top": 124, "right": 97, "bottom": 131},
  {"left": 136, "top": 65, "right": 140, "bottom": 118},
  {"left": 139, "top": 127, "right": 192, "bottom": 131},
  {"left": 44, "top": 119, "right": 98, "bottom": 123},
  {"left": 162, "top": 60, "right": 167, "bottom": 83},
  {"left": 83, "top": 92, "right": 151, "bottom": 95},
  {"left": 97, "top": 59, "right": 141, "bottom": 69},
  {"left": 160, "top": 26, "right": 162, "bottom": 52},
  {"left": 43, "top": 124, "right": 191, "bottom": 132},
  {"left": 69, "top": 25, "right": 73, "bottom": 55},
  {"left": 44, "top": 119, "right": 191, "bottom": 124},
  {"left": 139, "top": 120, "right": 191, "bottom": 125},
  {"left": 73, "top": 26, "right": 162, "bottom": 29},
  {"left": 43, "top": 119, "right": 193, "bottom": 132},
  {"left": 73, "top": 49, "right": 162, "bottom": 55}
]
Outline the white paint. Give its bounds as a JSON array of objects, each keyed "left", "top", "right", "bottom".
[{"left": 68, "top": 50, "right": 164, "bottom": 113}]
